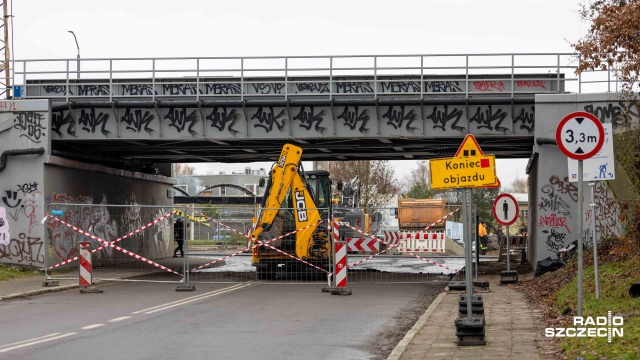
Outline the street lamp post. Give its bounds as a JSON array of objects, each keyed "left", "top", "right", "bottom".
[{"left": 68, "top": 31, "right": 80, "bottom": 79}]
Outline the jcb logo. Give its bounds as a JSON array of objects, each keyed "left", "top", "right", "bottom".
[
  {"left": 278, "top": 151, "right": 287, "bottom": 167},
  {"left": 295, "top": 190, "right": 308, "bottom": 222}
]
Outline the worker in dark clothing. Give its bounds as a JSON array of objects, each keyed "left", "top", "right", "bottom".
[{"left": 173, "top": 218, "right": 185, "bottom": 257}]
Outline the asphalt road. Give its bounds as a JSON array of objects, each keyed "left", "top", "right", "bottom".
[{"left": 0, "top": 280, "right": 445, "bottom": 360}]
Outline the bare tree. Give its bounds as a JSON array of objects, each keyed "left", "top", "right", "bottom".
[
  {"left": 401, "top": 161, "right": 436, "bottom": 199},
  {"left": 573, "top": 0, "right": 640, "bottom": 93},
  {"left": 508, "top": 177, "right": 528, "bottom": 193},
  {"left": 172, "top": 163, "right": 196, "bottom": 176},
  {"left": 329, "top": 160, "right": 399, "bottom": 207}
]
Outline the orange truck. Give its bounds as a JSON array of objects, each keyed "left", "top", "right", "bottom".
[{"left": 396, "top": 197, "right": 447, "bottom": 231}]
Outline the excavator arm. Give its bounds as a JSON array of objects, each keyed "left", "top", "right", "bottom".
[{"left": 250, "top": 144, "right": 322, "bottom": 259}]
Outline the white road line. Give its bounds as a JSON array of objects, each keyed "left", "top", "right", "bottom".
[
  {"left": 109, "top": 316, "right": 131, "bottom": 322},
  {"left": 0, "top": 333, "right": 76, "bottom": 353},
  {"left": 144, "top": 284, "right": 252, "bottom": 314},
  {"left": 81, "top": 324, "right": 104, "bottom": 330},
  {"left": 132, "top": 283, "right": 250, "bottom": 315}
]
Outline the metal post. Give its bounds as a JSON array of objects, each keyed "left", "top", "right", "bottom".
[
  {"left": 475, "top": 211, "right": 479, "bottom": 281},
  {"left": 506, "top": 225, "right": 510, "bottom": 272},
  {"left": 68, "top": 31, "right": 80, "bottom": 79},
  {"left": 183, "top": 207, "right": 190, "bottom": 286},
  {"left": 190, "top": 204, "right": 195, "bottom": 241},
  {"left": 462, "top": 189, "right": 473, "bottom": 318},
  {"left": 590, "top": 182, "right": 600, "bottom": 300},
  {"left": 577, "top": 160, "right": 584, "bottom": 317}
]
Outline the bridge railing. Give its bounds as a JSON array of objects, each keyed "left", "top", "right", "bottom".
[{"left": 9, "top": 53, "right": 623, "bottom": 101}]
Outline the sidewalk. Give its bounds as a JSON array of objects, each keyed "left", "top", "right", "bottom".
[{"left": 388, "top": 274, "right": 557, "bottom": 360}]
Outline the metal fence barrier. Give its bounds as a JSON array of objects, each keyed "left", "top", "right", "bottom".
[{"left": 42, "top": 202, "right": 476, "bottom": 285}]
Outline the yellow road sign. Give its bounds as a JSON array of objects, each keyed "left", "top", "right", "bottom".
[{"left": 430, "top": 155, "right": 498, "bottom": 189}]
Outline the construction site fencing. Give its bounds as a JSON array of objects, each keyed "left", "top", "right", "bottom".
[
  {"left": 43, "top": 203, "right": 184, "bottom": 284},
  {"left": 41, "top": 202, "right": 473, "bottom": 286}
]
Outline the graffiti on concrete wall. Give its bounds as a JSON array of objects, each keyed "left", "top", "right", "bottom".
[
  {"left": 0, "top": 232, "right": 45, "bottom": 265},
  {"left": 152, "top": 208, "right": 171, "bottom": 248},
  {"left": 584, "top": 100, "right": 640, "bottom": 130},
  {"left": 12, "top": 112, "right": 47, "bottom": 143},
  {"left": 538, "top": 175, "right": 577, "bottom": 254},
  {"left": 46, "top": 193, "right": 116, "bottom": 262},
  {"left": 0, "top": 207, "right": 9, "bottom": 246},
  {"left": 593, "top": 181, "right": 620, "bottom": 239},
  {"left": 123, "top": 192, "right": 144, "bottom": 254},
  {"left": 0, "top": 180, "right": 44, "bottom": 266}
]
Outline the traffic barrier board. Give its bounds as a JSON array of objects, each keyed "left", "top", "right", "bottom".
[
  {"left": 430, "top": 134, "right": 498, "bottom": 190},
  {"left": 430, "top": 155, "right": 498, "bottom": 189}
]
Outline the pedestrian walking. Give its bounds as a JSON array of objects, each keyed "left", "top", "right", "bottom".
[{"left": 173, "top": 218, "right": 185, "bottom": 257}]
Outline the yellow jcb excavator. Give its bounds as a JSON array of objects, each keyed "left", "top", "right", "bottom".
[{"left": 250, "top": 143, "right": 333, "bottom": 279}]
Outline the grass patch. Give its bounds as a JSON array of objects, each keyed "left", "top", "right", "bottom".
[
  {"left": 0, "top": 264, "right": 42, "bottom": 282},
  {"left": 551, "top": 257, "right": 640, "bottom": 359}
]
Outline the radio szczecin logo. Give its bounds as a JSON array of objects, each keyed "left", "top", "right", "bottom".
[{"left": 545, "top": 311, "right": 623, "bottom": 343}]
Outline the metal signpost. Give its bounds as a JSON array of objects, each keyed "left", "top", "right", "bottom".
[
  {"left": 555, "top": 111, "right": 604, "bottom": 317},
  {"left": 568, "top": 123, "right": 615, "bottom": 300},
  {"left": 431, "top": 134, "right": 497, "bottom": 346},
  {"left": 492, "top": 193, "right": 519, "bottom": 283}
]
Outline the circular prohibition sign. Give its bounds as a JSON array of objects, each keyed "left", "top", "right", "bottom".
[
  {"left": 555, "top": 111, "right": 604, "bottom": 160},
  {"left": 492, "top": 193, "right": 519, "bottom": 226}
]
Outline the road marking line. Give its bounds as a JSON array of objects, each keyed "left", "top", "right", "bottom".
[
  {"left": 0, "top": 332, "right": 76, "bottom": 353},
  {"left": 145, "top": 284, "right": 252, "bottom": 314},
  {"left": 109, "top": 316, "right": 131, "bottom": 322},
  {"left": 81, "top": 324, "right": 104, "bottom": 330},
  {"left": 132, "top": 283, "right": 249, "bottom": 314}
]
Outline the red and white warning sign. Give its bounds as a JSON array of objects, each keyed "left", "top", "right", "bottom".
[
  {"left": 346, "top": 237, "right": 379, "bottom": 252},
  {"left": 79, "top": 241, "right": 92, "bottom": 287},
  {"left": 335, "top": 241, "right": 347, "bottom": 288}
]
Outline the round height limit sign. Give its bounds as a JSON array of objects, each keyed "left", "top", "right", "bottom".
[{"left": 556, "top": 111, "right": 605, "bottom": 160}]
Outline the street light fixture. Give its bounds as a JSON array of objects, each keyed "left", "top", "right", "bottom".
[{"left": 68, "top": 30, "right": 80, "bottom": 79}]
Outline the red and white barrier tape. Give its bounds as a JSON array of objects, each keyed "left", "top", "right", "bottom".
[
  {"left": 258, "top": 241, "right": 330, "bottom": 274},
  {"left": 41, "top": 212, "right": 183, "bottom": 276},
  {"left": 190, "top": 219, "right": 324, "bottom": 272},
  {"left": 41, "top": 208, "right": 181, "bottom": 270},
  {"left": 348, "top": 206, "right": 462, "bottom": 271}
]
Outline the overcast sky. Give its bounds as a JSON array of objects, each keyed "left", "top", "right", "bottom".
[{"left": 11, "top": 0, "right": 588, "bottom": 190}]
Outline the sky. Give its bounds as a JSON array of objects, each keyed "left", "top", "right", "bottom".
[{"left": 10, "top": 0, "right": 588, "bottom": 190}]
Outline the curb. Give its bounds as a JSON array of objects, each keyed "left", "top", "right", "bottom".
[
  {"left": 387, "top": 291, "right": 448, "bottom": 360},
  {"left": 0, "top": 284, "right": 79, "bottom": 301}
]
